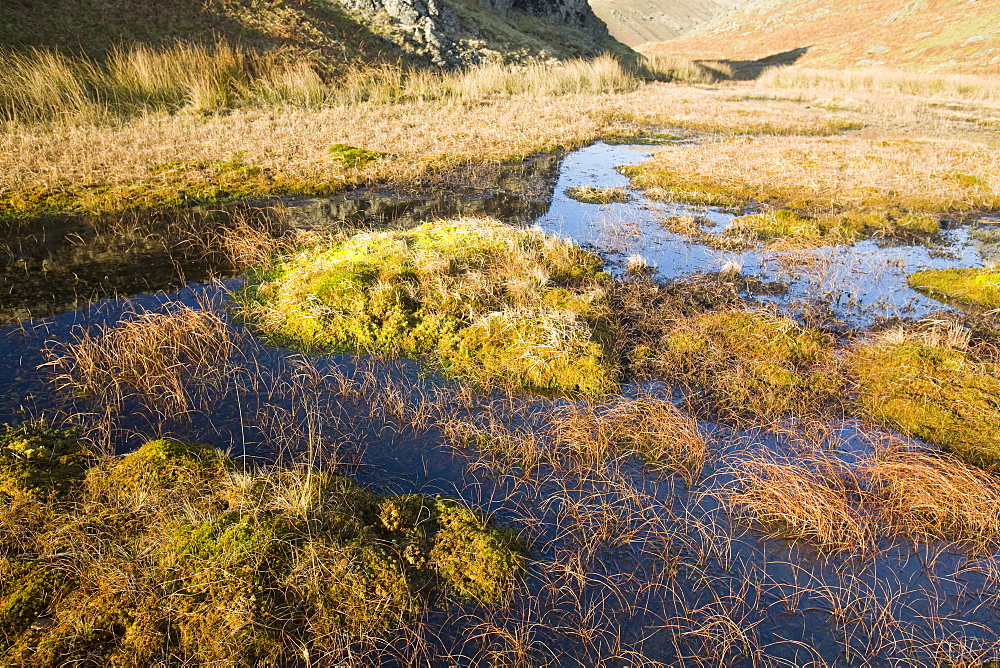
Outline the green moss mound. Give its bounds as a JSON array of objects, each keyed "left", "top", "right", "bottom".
[
  {"left": 850, "top": 338, "right": 1000, "bottom": 470},
  {"left": 662, "top": 310, "right": 841, "bottom": 420},
  {"left": 0, "top": 428, "right": 525, "bottom": 664},
  {"left": 0, "top": 423, "right": 92, "bottom": 501},
  {"left": 238, "top": 217, "right": 617, "bottom": 396},
  {"left": 907, "top": 267, "right": 1000, "bottom": 309},
  {"left": 327, "top": 143, "right": 386, "bottom": 168}
]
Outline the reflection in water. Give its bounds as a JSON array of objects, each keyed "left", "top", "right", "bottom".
[{"left": 0, "top": 153, "right": 562, "bottom": 323}]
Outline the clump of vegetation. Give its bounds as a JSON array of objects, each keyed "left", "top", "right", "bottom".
[
  {"left": 565, "top": 185, "right": 632, "bottom": 204},
  {"left": 850, "top": 328, "right": 1000, "bottom": 470},
  {"left": 328, "top": 143, "right": 386, "bottom": 168},
  {"left": 869, "top": 450, "right": 1000, "bottom": 546},
  {"left": 661, "top": 310, "right": 841, "bottom": 421},
  {"left": 728, "top": 455, "right": 871, "bottom": 552},
  {"left": 0, "top": 423, "right": 92, "bottom": 501},
  {"left": 0, "top": 431, "right": 525, "bottom": 663},
  {"left": 46, "top": 304, "right": 237, "bottom": 426},
  {"left": 237, "top": 217, "right": 617, "bottom": 396},
  {"left": 549, "top": 397, "right": 706, "bottom": 482},
  {"left": 907, "top": 267, "right": 1000, "bottom": 308},
  {"left": 727, "top": 448, "right": 1000, "bottom": 552}
]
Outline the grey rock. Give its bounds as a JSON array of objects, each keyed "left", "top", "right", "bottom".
[{"left": 338, "top": 0, "right": 606, "bottom": 66}]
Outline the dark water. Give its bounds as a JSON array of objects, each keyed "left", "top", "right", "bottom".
[{"left": 3, "top": 143, "right": 999, "bottom": 665}]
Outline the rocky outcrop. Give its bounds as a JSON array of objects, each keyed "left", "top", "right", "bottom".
[
  {"left": 505, "top": 0, "right": 598, "bottom": 26},
  {"left": 337, "top": 0, "right": 609, "bottom": 67}
]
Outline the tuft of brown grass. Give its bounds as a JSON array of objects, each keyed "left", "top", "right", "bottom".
[
  {"left": 44, "top": 304, "right": 238, "bottom": 433},
  {"left": 549, "top": 396, "right": 707, "bottom": 482},
  {"left": 868, "top": 450, "right": 1000, "bottom": 547},
  {"left": 726, "top": 454, "right": 873, "bottom": 552}
]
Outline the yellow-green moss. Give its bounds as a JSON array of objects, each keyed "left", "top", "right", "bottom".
[
  {"left": 565, "top": 186, "right": 632, "bottom": 204},
  {"left": 327, "top": 143, "right": 386, "bottom": 168},
  {"left": 237, "top": 218, "right": 617, "bottom": 396},
  {"left": 850, "top": 338, "right": 1000, "bottom": 470},
  {"left": 662, "top": 310, "right": 841, "bottom": 419},
  {"left": 721, "top": 208, "right": 940, "bottom": 247},
  {"left": 0, "top": 424, "right": 92, "bottom": 501},
  {"left": 429, "top": 499, "right": 525, "bottom": 606},
  {"left": 0, "top": 564, "right": 73, "bottom": 649},
  {"left": 1, "top": 434, "right": 526, "bottom": 663},
  {"left": 87, "top": 439, "right": 232, "bottom": 499},
  {"left": 907, "top": 267, "right": 1000, "bottom": 309}
]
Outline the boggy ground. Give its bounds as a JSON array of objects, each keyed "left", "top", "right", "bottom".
[
  {"left": 8, "top": 264, "right": 1000, "bottom": 664},
  {"left": 5, "top": 46, "right": 1000, "bottom": 665}
]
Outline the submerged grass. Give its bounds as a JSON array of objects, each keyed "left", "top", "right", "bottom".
[
  {"left": 907, "top": 267, "right": 1000, "bottom": 309},
  {"left": 237, "top": 217, "right": 616, "bottom": 396},
  {"left": 728, "top": 448, "right": 1000, "bottom": 552},
  {"left": 850, "top": 327, "right": 1000, "bottom": 471},
  {"left": 728, "top": 455, "right": 871, "bottom": 552},
  {"left": 549, "top": 396, "right": 707, "bottom": 482},
  {"left": 0, "top": 431, "right": 525, "bottom": 663}
]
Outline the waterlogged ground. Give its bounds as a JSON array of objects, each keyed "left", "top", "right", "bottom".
[
  {"left": 3, "top": 140, "right": 1000, "bottom": 664},
  {"left": 542, "top": 142, "right": 998, "bottom": 327}
]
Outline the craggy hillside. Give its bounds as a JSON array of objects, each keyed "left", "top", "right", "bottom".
[
  {"left": 590, "top": 0, "right": 740, "bottom": 47},
  {"left": 0, "top": 0, "right": 616, "bottom": 69},
  {"left": 644, "top": 0, "right": 1000, "bottom": 73}
]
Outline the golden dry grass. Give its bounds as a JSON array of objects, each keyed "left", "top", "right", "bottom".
[
  {"left": 44, "top": 305, "right": 237, "bottom": 427},
  {"left": 0, "top": 60, "right": 883, "bottom": 220},
  {"left": 726, "top": 455, "right": 872, "bottom": 551},
  {"left": 868, "top": 450, "right": 1000, "bottom": 546},
  {"left": 631, "top": 134, "right": 1000, "bottom": 213},
  {"left": 549, "top": 396, "right": 707, "bottom": 482}
]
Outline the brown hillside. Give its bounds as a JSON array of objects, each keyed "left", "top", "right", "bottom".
[
  {"left": 643, "top": 0, "right": 1000, "bottom": 73},
  {"left": 590, "top": 0, "right": 740, "bottom": 46}
]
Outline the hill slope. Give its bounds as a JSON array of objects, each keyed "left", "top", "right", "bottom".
[
  {"left": 589, "top": 0, "right": 740, "bottom": 46},
  {"left": 0, "top": 0, "right": 615, "bottom": 70},
  {"left": 644, "top": 0, "right": 1000, "bottom": 73}
]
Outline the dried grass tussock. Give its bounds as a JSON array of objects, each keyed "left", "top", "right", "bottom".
[
  {"left": 44, "top": 304, "right": 238, "bottom": 424},
  {"left": 868, "top": 450, "right": 1000, "bottom": 546},
  {"left": 727, "top": 447, "right": 1000, "bottom": 552},
  {"left": 727, "top": 455, "right": 872, "bottom": 551},
  {"left": 549, "top": 396, "right": 707, "bottom": 482}
]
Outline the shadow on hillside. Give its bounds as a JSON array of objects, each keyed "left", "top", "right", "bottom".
[
  {"left": 0, "top": 0, "right": 400, "bottom": 71},
  {"left": 698, "top": 47, "right": 811, "bottom": 81}
]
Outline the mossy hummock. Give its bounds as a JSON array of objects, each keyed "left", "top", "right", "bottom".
[
  {"left": 850, "top": 337, "right": 1000, "bottom": 470},
  {"left": 662, "top": 310, "right": 841, "bottom": 420},
  {"left": 0, "top": 433, "right": 526, "bottom": 663},
  {"left": 238, "top": 217, "right": 617, "bottom": 396},
  {"left": 907, "top": 267, "right": 1000, "bottom": 309}
]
